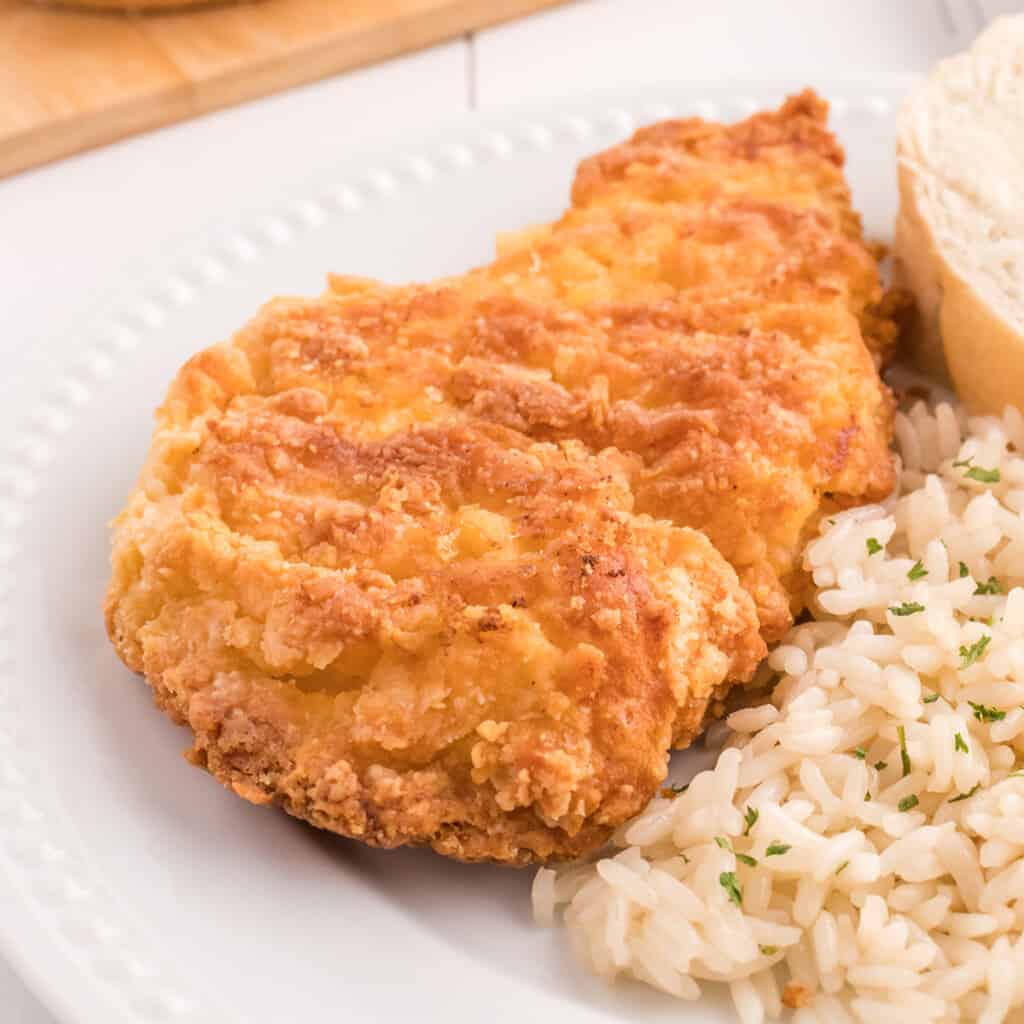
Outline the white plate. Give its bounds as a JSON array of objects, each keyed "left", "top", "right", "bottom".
[{"left": 0, "top": 77, "right": 913, "bottom": 1024}]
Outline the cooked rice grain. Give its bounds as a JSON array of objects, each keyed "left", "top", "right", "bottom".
[{"left": 534, "top": 401, "right": 1024, "bottom": 1022}]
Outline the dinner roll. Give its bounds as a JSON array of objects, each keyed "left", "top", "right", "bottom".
[{"left": 896, "top": 15, "right": 1024, "bottom": 412}]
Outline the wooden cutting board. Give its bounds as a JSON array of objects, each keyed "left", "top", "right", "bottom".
[{"left": 0, "top": 0, "right": 566, "bottom": 179}]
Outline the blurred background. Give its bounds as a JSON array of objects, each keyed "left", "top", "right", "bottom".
[
  {"left": 2, "top": 0, "right": 1021, "bottom": 180},
  {"left": 2, "top": 0, "right": 1022, "bottom": 1019}
]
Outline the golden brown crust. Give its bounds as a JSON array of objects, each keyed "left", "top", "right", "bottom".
[
  {"left": 108, "top": 410, "right": 761, "bottom": 862},
  {"left": 106, "top": 91, "right": 895, "bottom": 863}
]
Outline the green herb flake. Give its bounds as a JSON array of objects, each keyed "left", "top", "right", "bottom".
[
  {"left": 959, "top": 562, "right": 970, "bottom": 578},
  {"left": 765, "top": 842, "right": 791, "bottom": 857},
  {"left": 743, "top": 806, "right": 759, "bottom": 837},
  {"left": 736, "top": 853, "right": 758, "bottom": 868},
  {"left": 898, "top": 794, "right": 920, "bottom": 812},
  {"left": 890, "top": 602, "right": 926, "bottom": 617},
  {"left": 667, "top": 783, "right": 689, "bottom": 796},
  {"left": 898, "top": 725, "right": 911, "bottom": 777},
  {"left": 965, "top": 465, "right": 1001, "bottom": 484},
  {"left": 866, "top": 537, "right": 883, "bottom": 556},
  {"left": 835, "top": 860, "right": 850, "bottom": 876},
  {"left": 970, "top": 701, "right": 1007, "bottom": 723},
  {"left": 864, "top": 791, "right": 872, "bottom": 802},
  {"left": 907, "top": 560, "right": 928, "bottom": 581},
  {"left": 923, "top": 692, "right": 940, "bottom": 704},
  {"left": 953, "top": 457, "right": 972, "bottom": 468},
  {"left": 759, "top": 945, "right": 778, "bottom": 956},
  {"left": 949, "top": 783, "right": 981, "bottom": 803},
  {"left": 954, "top": 732, "right": 969, "bottom": 754},
  {"left": 960, "top": 635, "right": 992, "bottom": 670},
  {"left": 974, "top": 577, "right": 1002, "bottom": 596},
  {"left": 854, "top": 747, "right": 866, "bottom": 760},
  {"left": 714, "top": 836, "right": 732, "bottom": 851},
  {"left": 874, "top": 760, "right": 888, "bottom": 771},
  {"left": 719, "top": 871, "right": 743, "bottom": 907}
]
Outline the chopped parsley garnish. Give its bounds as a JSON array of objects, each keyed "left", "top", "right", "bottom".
[
  {"left": 715, "top": 838, "right": 757, "bottom": 867},
  {"left": 898, "top": 725, "right": 911, "bottom": 777},
  {"left": 970, "top": 701, "right": 1007, "bottom": 723},
  {"left": 953, "top": 458, "right": 1002, "bottom": 483},
  {"left": 974, "top": 577, "right": 1002, "bottom": 596},
  {"left": 954, "top": 732, "right": 969, "bottom": 754},
  {"left": 949, "top": 783, "right": 981, "bottom": 803},
  {"left": 743, "top": 806, "right": 759, "bottom": 836},
  {"left": 964, "top": 465, "right": 1001, "bottom": 484},
  {"left": 835, "top": 860, "right": 849, "bottom": 875},
  {"left": 960, "top": 636, "right": 991, "bottom": 669},
  {"left": 866, "top": 537, "right": 883, "bottom": 556},
  {"left": 923, "top": 692, "right": 939, "bottom": 704},
  {"left": 898, "top": 794, "right": 920, "bottom": 812},
  {"left": 907, "top": 560, "right": 928, "bottom": 580},
  {"left": 765, "top": 842, "right": 791, "bottom": 857},
  {"left": 891, "top": 602, "right": 926, "bottom": 617},
  {"left": 874, "top": 760, "right": 888, "bottom": 771},
  {"left": 864, "top": 791, "right": 872, "bottom": 802},
  {"left": 854, "top": 747, "right": 866, "bottom": 760},
  {"left": 719, "top": 871, "right": 743, "bottom": 907},
  {"left": 759, "top": 945, "right": 778, "bottom": 956},
  {"left": 959, "top": 562, "right": 970, "bottom": 578}
]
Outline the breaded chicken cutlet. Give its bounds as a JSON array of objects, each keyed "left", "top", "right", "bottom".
[{"left": 106, "top": 92, "right": 898, "bottom": 864}]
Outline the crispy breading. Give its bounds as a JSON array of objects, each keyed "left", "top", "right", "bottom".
[
  {"left": 108, "top": 412, "right": 761, "bottom": 863},
  {"left": 106, "top": 91, "right": 896, "bottom": 863}
]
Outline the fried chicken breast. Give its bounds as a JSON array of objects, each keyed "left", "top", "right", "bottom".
[{"left": 106, "top": 91, "right": 897, "bottom": 864}]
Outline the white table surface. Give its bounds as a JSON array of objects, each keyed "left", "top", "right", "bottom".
[{"left": 1, "top": 0, "right": 1019, "bottom": 1019}]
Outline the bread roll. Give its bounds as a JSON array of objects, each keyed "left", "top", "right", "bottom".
[{"left": 896, "top": 15, "right": 1024, "bottom": 413}]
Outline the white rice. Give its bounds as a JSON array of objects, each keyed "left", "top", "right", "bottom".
[{"left": 533, "top": 400, "right": 1024, "bottom": 1022}]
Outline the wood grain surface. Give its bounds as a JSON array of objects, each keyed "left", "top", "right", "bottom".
[{"left": 0, "top": 0, "right": 565, "bottom": 178}]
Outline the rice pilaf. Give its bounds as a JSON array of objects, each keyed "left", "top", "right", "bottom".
[{"left": 534, "top": 400, "right": 1024, "bottom": 1023}]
